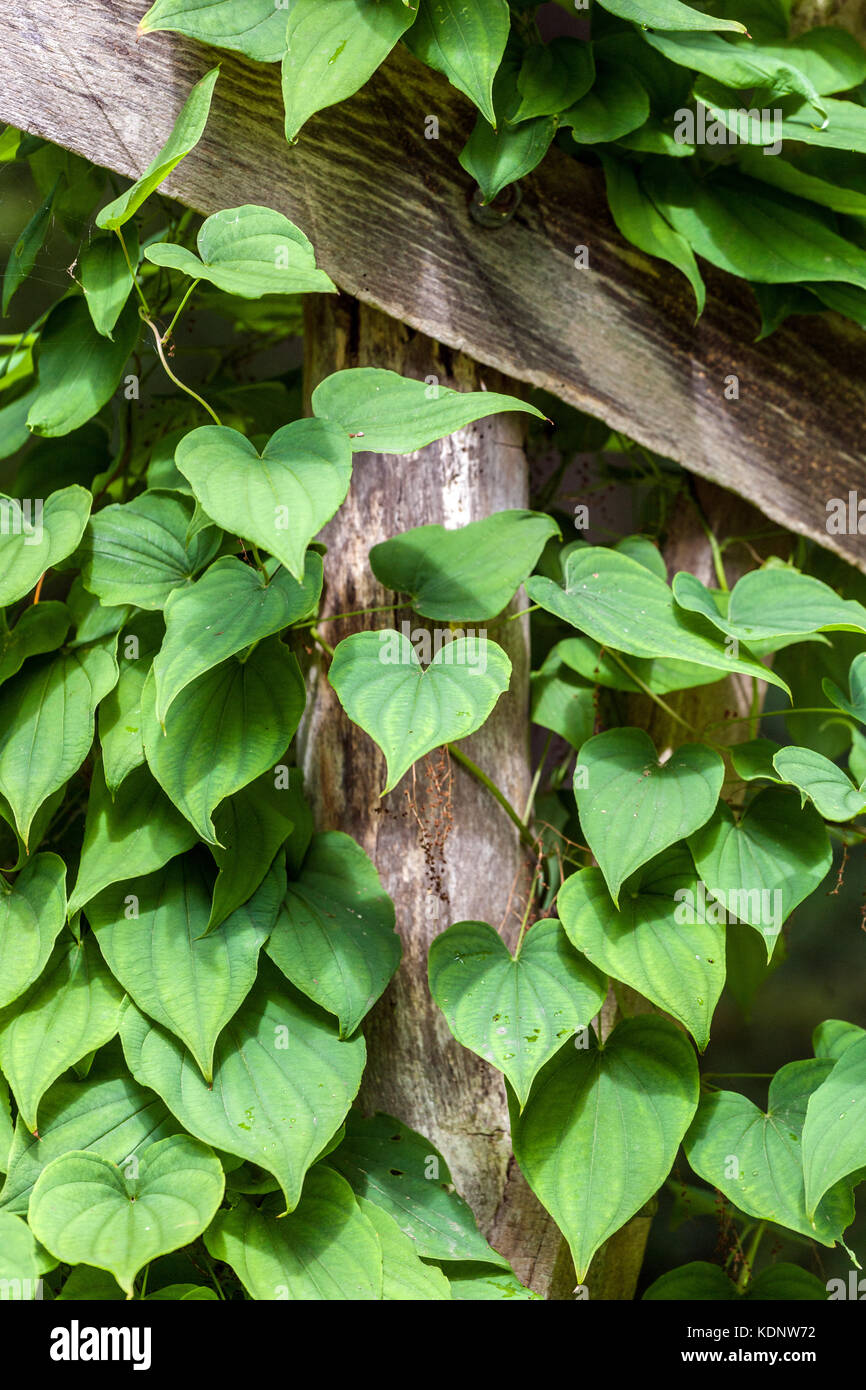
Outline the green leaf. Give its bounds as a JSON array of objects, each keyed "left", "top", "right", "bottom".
[
  {"left": 574, "top": 727, "right": 724, "bottom": 906},
  {"left": 552, "top": 635, "right": 721, "bottom": 696},
  {"left": 311, "top": 367, "right": 544, "bottom": 453},
  {"left": 643, "top": 31, "right": 827, "bottom": 119},
  {"left": 530, "top": 652, "right": 595, "bottom": 749},
  {"left": 644, "top": 1260, "right": 827, "bottom": 1300},
  {"left": 512, "top": 1017, "right": 699, "bottom": 1281},
  {"left": 267, "top": 831, "right": 400, "bottom": 1037},
  {"left": 445, "top": 1262, "right": 540, "bottom": 1299},
  {"left": 207, "top": 776, "right": 295, "bottom": 932},
  {"left": 559, "top": 849, "right": 725, "bottom": 1051},
  {"left": 685, "top": 1060, "right": 856, "bottom": 1244},
  {"left": 765, "top": 26, "right": 866, "bottom": 93},
  {"left": 141, "top": 637, "right": 305, "bottom": 843},
  {"left": 78, "top": 490, "right": 221, "bottom": 611},
  {"left": 0, "top": 641, "right": 117, "bottom": 848},
  {"left": 511, "top": 37, "right": 594, "bottom": 122},
  {"left": 98, "top": 612, "right": 164, "bottom": 794},
  {"left": 27, "top": 296, "right": 140, "bottom": 437},
  {"left": 803, "top": 1033, "right": 866, "bottom": 1219},
  {"left": 526, "top": 547, "right": 791, "bottom": 695},
  {"left": 145, "top": 204, "right": 336, "bottom": 296},
  {"left": 648, "top": 163, "right": 866, "bottom": 295},
  {"left": 824, "top": 653, "right": 866, "bottom": 724},
  {"left": 0, "top": 1211, "right": 44, "bottom": 1296},
  {"left": 675, "top": 566, "right": 866, "bottom": 641},
  {"left": 0, "top": 1069, "right": 176, "bottom": 1215},
  {"left": 56, "top": 1266, "right": 126, "bottom": 1300},
  {"left": 599, "top": 155, "right": 705, "bottom": 317},
  {"left": 369, "top": 511, "right": 558, "bottom": 621},
  {"left": 205, "top": 1168, "right": 383, "bottom": 1299},
  {"left": 68, "top": 763, "right": 198, "bottom": 919},
  {"left": 0, "top": 936, "right": 125, "bottom": 1132},
  {"left": 2, "top": 177, "right": 59, "bottom": 315},
  {"left": 595, "top": 0, "right": 746, "bottom": 31},
  {"left": 0, "top": 854, "right": 67, "bottom": 1009},
  {"left": 729, "top": 738, "right": 783, "bottom": 783},
  {"left": 813, "top": 1018, "right": 865, "bottom": 1062},
  {"left": 96, "top": 68, "right": 219, "bottom": 230},
  {"left": 0, "top": 1075, "right": 12, "bottom": 1173},
  {"left": 358, "top": 1197, "right": 452, "bottom": 1299},
  {"left": 139, "top": 0, "right": 291, "bottom": 63},
  {"left": 773, "top": 745, "right": 866, "bottom": 822},
  {"left": 688, "top": 788, "right": 832, "bottom": 956},
  {"left": 0, "top": 601, "right": 70, "bottom": 688},
  {"left": 328, "top": 629, "right": 511, "bottom": 792},
  {"left": 0, "top": 485, "right": 91, "bottom": 607},
  {"left": 282, "top": 0, "right": 418, "bottom": 142},
  {"left": 121, "top": 962, "right": 366, "bottom": 1211},
  {"left": 428, "top": 918, "right": 607, "bottom": 1107},
  {"left": 176, "top": 418, "right": 351, "bottom": 583},
  {"left": 460, "top": 106, "right": 555, "bottom": 202},
  {"left": 153, "top": 551, "right": 322, "bottom": 724},
  {"left": 330, "top": 1111, "right": 509, "bottom": 1265},
  {"left": 560, "top": 62, "right": 649, "bottom": 145},
  {"left": 404, "top": 0, "right": 509, "bottom": 126},
  {"left": 29, "top": 1135, "right": 224, "bottom": 1295},
  {"left": 87, "top": 852, "right": 276, "bottom": 1081},
  {"left": 80, "top": 228, "right": 138, "bottom": 337}
]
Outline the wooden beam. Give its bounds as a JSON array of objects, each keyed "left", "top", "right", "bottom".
[{"left": 2, "top": 0, "right": 865, "bottom": 572}]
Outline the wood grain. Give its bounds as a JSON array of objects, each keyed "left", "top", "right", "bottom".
[{"left": 2, "top": 1, "right": 865, "bottom": 571}]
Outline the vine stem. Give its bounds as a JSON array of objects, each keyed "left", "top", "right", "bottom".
[
  {"left": 307, "top": 604, "right": 398, "bottom": 627},
  {"left": 604, "top": 648, "right": 703, "bottom": 737},
  {"left": 737, "top": 1221, "right": 766, "bottom": 1292},
  {"left": 115, "top": 227, "right": 150, "bottom": 316},
  {"left": 162, "top": 278, "right": 200, "bottom": 345},
  {"left": 514, "top": 860, "right": 542, "bottom": 957},
  {"left": 143, "top": 315, "right": 222, "bottom": 425},
  {"left": 310, "top": 626, "right": 335, "bottom": 658},
  {"left": 703, "top": 706, "right": 843, "bottom": 734},
  {"left": 523, "top": 731, "right": 552, "bottom": 822},
  {"left": 446, "top": 744, "right": 538, "bottom": 851}
]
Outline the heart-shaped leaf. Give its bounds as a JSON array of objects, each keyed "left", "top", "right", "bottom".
[
  {"left": 803, "top": 1033, "right": 866, "bottom": 1219},
  {"left": 685, "top": 1060, "right": 856, "bottom": 1244},
  {"left": 205, "top": 1169, "right": 383, "bottom": 1301},
  {"left": 729, "top": 738, "right": 783, "bottom": 783},
  {"left": 87, "top": 852, "right": 279, "bottom": 1080},
  {"left": 369, "top": 510, "right": 559, "bottom": 622},
  {"left": 80, "top": 228, "right": 138, "bottom": 337},
  {"left": 428, "top": 918, "right": 607, "bottom": 1107},
  {"left": 153, "top": 552, "right": 322, "bottom": 724},
  {"left": 530, "top": 651, "right": 595, "bottom": 749},
  {"left": 27, "top": 297, "right": 141, "bottom": 438},
  {"left": 674, "top": 567, "right": 866, "bottom": 641},
  {"left": 146, "top": 205, "right": 336, "bottom": 296},
  {"left": 78, "top": 490, "right": 221, "bottom": 610},
  {"left": 512, "top": 35, "right": 595, "bottom": 121},
  {"left": 311, "top": 367, "right": 545, "bottom": 454},
  {"left": 773, "top": 745, "right": 866, "bottom": 821},
  {"left": 328, "top": 629, "right": 511, "bottom": 792},
  {"left": 120, "top": 963, "right": 365, "bottom": 1211},
  {"left": 558, "top": 849, "right": 725, "bottom": 1050},
  {"left": 404, "top": 0, "right": 509, "bottom": 126},
  {"left": 574, "top": 727, "right": 724, "bottom": 905},
  {"left": 512, "top": 1017, "right": 699, "bottom": 1281},
  {"left": 141, "top": 637, "right": 306, "bottom": 843},
  {"left": 644, "top": 1261, "right": 827, "bottom": 1301},
  {"left": 0, "top": 854, "right": 67, "bottom": 1010},
  {"left": 0, "top": 641, "right": 117, "bottom": 848},
  {"left": 96, "top": 68, "right": 219, "bottom": 230},
  {"left": 0, "top": 486, "right": 91, "bottom": 607},
  {"left": 824, "top": 652, "right": 866, "bottom": 724},
  {"left": 175, "top": 418, "right": 352, "bottom": 583},
  {"left": 29, "top": 1135, "right": 224, "bottom": 1295},
  {"left": 0, "top": 1210, "right": 46, "bottom": 1295},
  {"left": 527, "top": 547, "right": 791, "bottom": 695},
  {"left": 67, "top": 763, "right": 198, "bottom": 920},
  {"left": 266, "top": 831, "right": 401, "bottom": 1037},
  {"left": 207, "top": 775, "right": 296, "bottom": 933},
  {"left": 688, "top": 787, "right": 832, "bottom": 955},
  {"left": 0, "top": 1069, "right": 176, "bottom": 1215},
  {"left": 139, "top": 0, "right": 290, "bottom": 63},
  {"left": 813, "top": 1019, "right": 865, "bottom": 1062},
  {"left": 0, "top": 936, "right": 125, "bottom": 1132},
  {"left": 330, "top": 1111, "right": 508, "bottom": 1267},
  {"left": 446, "top": 1263, "right": 540, "bottom": 1300}
]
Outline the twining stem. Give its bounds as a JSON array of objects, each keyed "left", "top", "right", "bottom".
[
  {"left": 143, "top": 315, "right": 222, "bottom": 425},
  {"left": 32, "top": 573, "right": 45, "bottom": 605},
  {"left": 307, "top": 604, "right": 399, "bottom": 627},
  {"left": 162, "top": 278, "right": 200, "bottom": 346},
  {"left": 506, "top": 604, "right": 539, "bottom": 622},
  {"left": 310, "top": 626, "right": 335, "bottom": 658},
  {"left": 737, "top": 1221, "right": 766, "bottom": 1292},
  {"left": 115, "top": 228, "right": 150, "bottom": 316},
  {"left": 446, "top": 744, "right": 538, "bottom": 851},
  {"left": 514, "top": 860, "right": 542, "bottom": 957},
  {"left": 704, "top": 706, "right": 843, "bottom": 734},
  {"left": 605, "top": 648, "right": 701, "bottom": 736},
  {"left": 523, "top": 731, "right": 553, "bottom": 822}
]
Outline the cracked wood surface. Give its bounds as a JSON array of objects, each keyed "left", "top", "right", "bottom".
[{"left": 1, "top": 0, "right": 865, "bottom": 571}]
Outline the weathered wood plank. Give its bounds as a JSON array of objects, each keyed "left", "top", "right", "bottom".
[{"left": 2, "top": 0, "right": 865, "bottom": 571}]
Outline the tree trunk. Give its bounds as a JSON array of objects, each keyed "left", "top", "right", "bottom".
[{"left": 299, "top": 293, "right": 560, "bottom": 1293}]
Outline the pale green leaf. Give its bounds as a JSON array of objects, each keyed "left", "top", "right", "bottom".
[{"left": 145, "top": 204, "right": 336, "bottom": 296}]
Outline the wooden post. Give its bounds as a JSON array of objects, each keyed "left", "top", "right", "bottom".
[{"left": 299, "top": 294, "right": 561, "bottom": 1294}]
